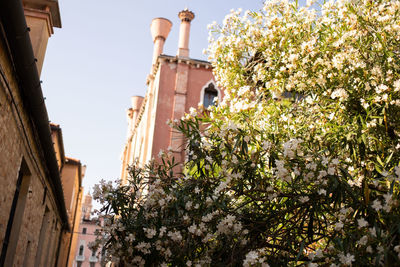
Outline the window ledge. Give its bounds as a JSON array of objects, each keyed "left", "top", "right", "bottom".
[
  {"left": 89, "top": 256, "right": 98, "bottom": 262},
  {"left": 76, "top": 255, "right": 85, "bottom": 261}
]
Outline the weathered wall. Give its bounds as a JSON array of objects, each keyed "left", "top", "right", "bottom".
[
  {"left": 0, "top": 25, "right": 64, "bottom": 267},
  {"left": 67, "top": 187, "right": 83, "bottom": 267},
  {"left": 62, "top": 163, "right": 79, "bottom": 220}
]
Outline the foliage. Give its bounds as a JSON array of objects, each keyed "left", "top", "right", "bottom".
[{"left": 93, "top": 0, "right": 400, "bottom": 266}]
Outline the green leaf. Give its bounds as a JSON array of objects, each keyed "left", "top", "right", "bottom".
[
  {"left": 377, "top": 156, "right": 384, "bottom": 167},
  {"left": 295, "top": 239, "right": 305, "bottom": 262},
  {"left": 385, "top": 152, "right": 394, "bottom": 165}
]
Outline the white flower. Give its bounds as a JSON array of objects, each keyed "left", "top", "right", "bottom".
[
  {"left": 394, "top": 79, "right": 400, "bottom": 92},
  {"left": 299, "top": 196, "right": 309, "bottom": 203},
  {"left": 275, "top": 160, "right": 289, "bottom": 180},
  {"left": 357, "top": 235, "right": 368, "bottom": 246},
  {"left": 167, "top": 230, "right": 182, "bottom": 242},
  {"left": 395, "top": 166, "right": 400, "bottom": 180},
  {"left": 232, "top": 155, "right": 239, "bottom": 164},
  {"left": 318, "top": 189, "right": 327, "bottom": 195},
  {"left": 238, "top": 86, "right": 251, "bottom": 96},
  {"left": 357, "top": 218, "right": 368, "bottom": 228},
  {"left": 185, "top": 201, "right": 193, "bottom": 210},
  {"left": 369, "top": 227, "right": 377, "bottom": 237},
  {"left": 339, "top": 253, "right": 355, "bottom": 266},
  {"left": 135, "top": 242, "right": 151, "bottom": 254},
  {"left": 189, "top": 107, "right": 197, "bottom": 117},
  {"left": 202, "top": 213, "right": 214, "bottom": 223},
  {"left": 143, "top": 227, "right": 157, "bottom": 239},
  {"left": 376, "top": 84, "right": 389, "bottom": 93},
  {"left": 328, "top": 167, "right": 336, "bottom": 175},
  {"left": 132, "top": 256, "right": 145, "bottom": 265},
  {"left": 331, "top": 88, "right": 348, "bottom": 101},
  {"left": 216, "top": 215, "right": 237, "bottom": 234},
  {"left": 188, "top": 224, "right": 197, "bottom": 234},
  {"left": 371, "top": 199, "right": 382, "bottom": 211},
  {"left": 321, "top": 156, "right": 329, "bottom": 166},
  {"left": 383, "top": 192, "right": 393, "bottom": 212},
  {"left": 243, "top": 251, "right": 259, "bottom": 267},
  {"left": 158, "top": 199, "right": 166, "bottom": 206},
  {"left": 262, "top": 141, "right": 271, "bottom": 150},
  {"left": 335, "top": 221, "right": 344, "bottom": 231},
  {"left": 159, "top": 226, "right": 166, "bottom": 237}
]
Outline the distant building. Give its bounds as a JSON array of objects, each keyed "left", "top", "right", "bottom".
[
  {"left": 60, "top": 155, "right": 86, "bottom": 267},
  {"left": 0, "top": 0, "right": 84, "bottom": 266},
  {"left": 81, "top": 191, "right": 93, "bottom": 221},
  {"left": 73, "top": 194, "right": 102, "bottom": 267},
  {"left": 121, "top": 9, "right": 222, "bottom": 183}
]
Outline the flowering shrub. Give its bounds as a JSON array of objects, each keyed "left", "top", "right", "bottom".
[{"left": 93, "top": 0, "right": 400, "bottom": 266}]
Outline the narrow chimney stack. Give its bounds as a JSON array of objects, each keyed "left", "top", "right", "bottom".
[
  {"left": 177, "top": 9, "right": 195, "bottom": 58},
  {"left": 150, "top": 18, "right": 172, "bottom": 66},
  {"left": 130, "top": 96, "right": 144, "bottom": 123},
  {"left": 23, "top": 0, "right": 62, "bottom": 76}
]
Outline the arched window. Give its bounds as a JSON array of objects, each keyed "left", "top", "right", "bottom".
[
  {"left": 79, "top": 245, "right": 84, "bottom": 256},
  {"left": 202, "top": 82, "right": 219, "bottom": 108}
]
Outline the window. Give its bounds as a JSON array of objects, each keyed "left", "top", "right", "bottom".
[
  {"left": 82, "top": 228, "right": 87, "bottom": 234},
  {"left": 90, "top": 262, "right": 95, "bottom": 267},
  {"left": 0, "top": 160, "right": 31, "bottom": 266},
  {"left": 34, "top": 207, "right": 51, "bottom": 266},
  {"left": 203, "top": 83, "right": 219, "bottom": 108},
  {"left": 77, "top": 261, "right": 83, "bottom": 267},
  {"left": 79, "top": 245, "right": 84, "bottom": 256}
]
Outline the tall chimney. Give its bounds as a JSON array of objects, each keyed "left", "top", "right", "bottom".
[
  {"left": 177, "top": 9, "right": 195, "bottom": 58},
  {"left": 23, "top": 0, "right": 62, "bottom": 76},
  {"left": 130, "top": 96, "right": 144, "bottom": 123},
  {"left": 150, "top": 18, "right": 172, "bottom": 66}
]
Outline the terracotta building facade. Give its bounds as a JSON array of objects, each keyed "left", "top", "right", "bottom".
[
  {"left": 0, "top": 0, "right": 84, "bottom": 266},
  {"left": 121, "top": 9, "right": 222, "bottom": 183}
]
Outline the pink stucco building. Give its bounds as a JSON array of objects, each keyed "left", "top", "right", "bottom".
[
  {"left": 121, "top": 9, "right": 222, "bottom": 183},
  {"left": 72, "top": 194, "right": 102, "bottom": 267}
]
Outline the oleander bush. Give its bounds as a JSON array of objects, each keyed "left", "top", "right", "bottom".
[{"left": 93, "top": 0, "right": 400, "bottom": 265}]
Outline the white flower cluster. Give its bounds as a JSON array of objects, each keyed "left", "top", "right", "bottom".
[{"left": 93, "top": 0, "right": 400, "bottom": 265}]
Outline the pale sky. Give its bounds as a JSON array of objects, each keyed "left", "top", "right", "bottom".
[{"left": 40, "top": 0, "right": 274, "bottom": 201}]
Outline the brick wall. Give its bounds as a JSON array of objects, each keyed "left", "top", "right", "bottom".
[{"left": 0, "top": 25, "right": 65, "bottom": 267}]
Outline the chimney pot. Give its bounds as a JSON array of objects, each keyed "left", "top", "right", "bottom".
[
  {"left": 130, "top": 96, "right": 144, "bottom": 124},
  {"left": 131, "top": 96, "right": 144, "bottom": 112},
  {"left": 150, "top": 18, "right": 172, "bottom": 66},
  {"left": 177, "top": 9, "right": 195, "bottom": 58}
]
